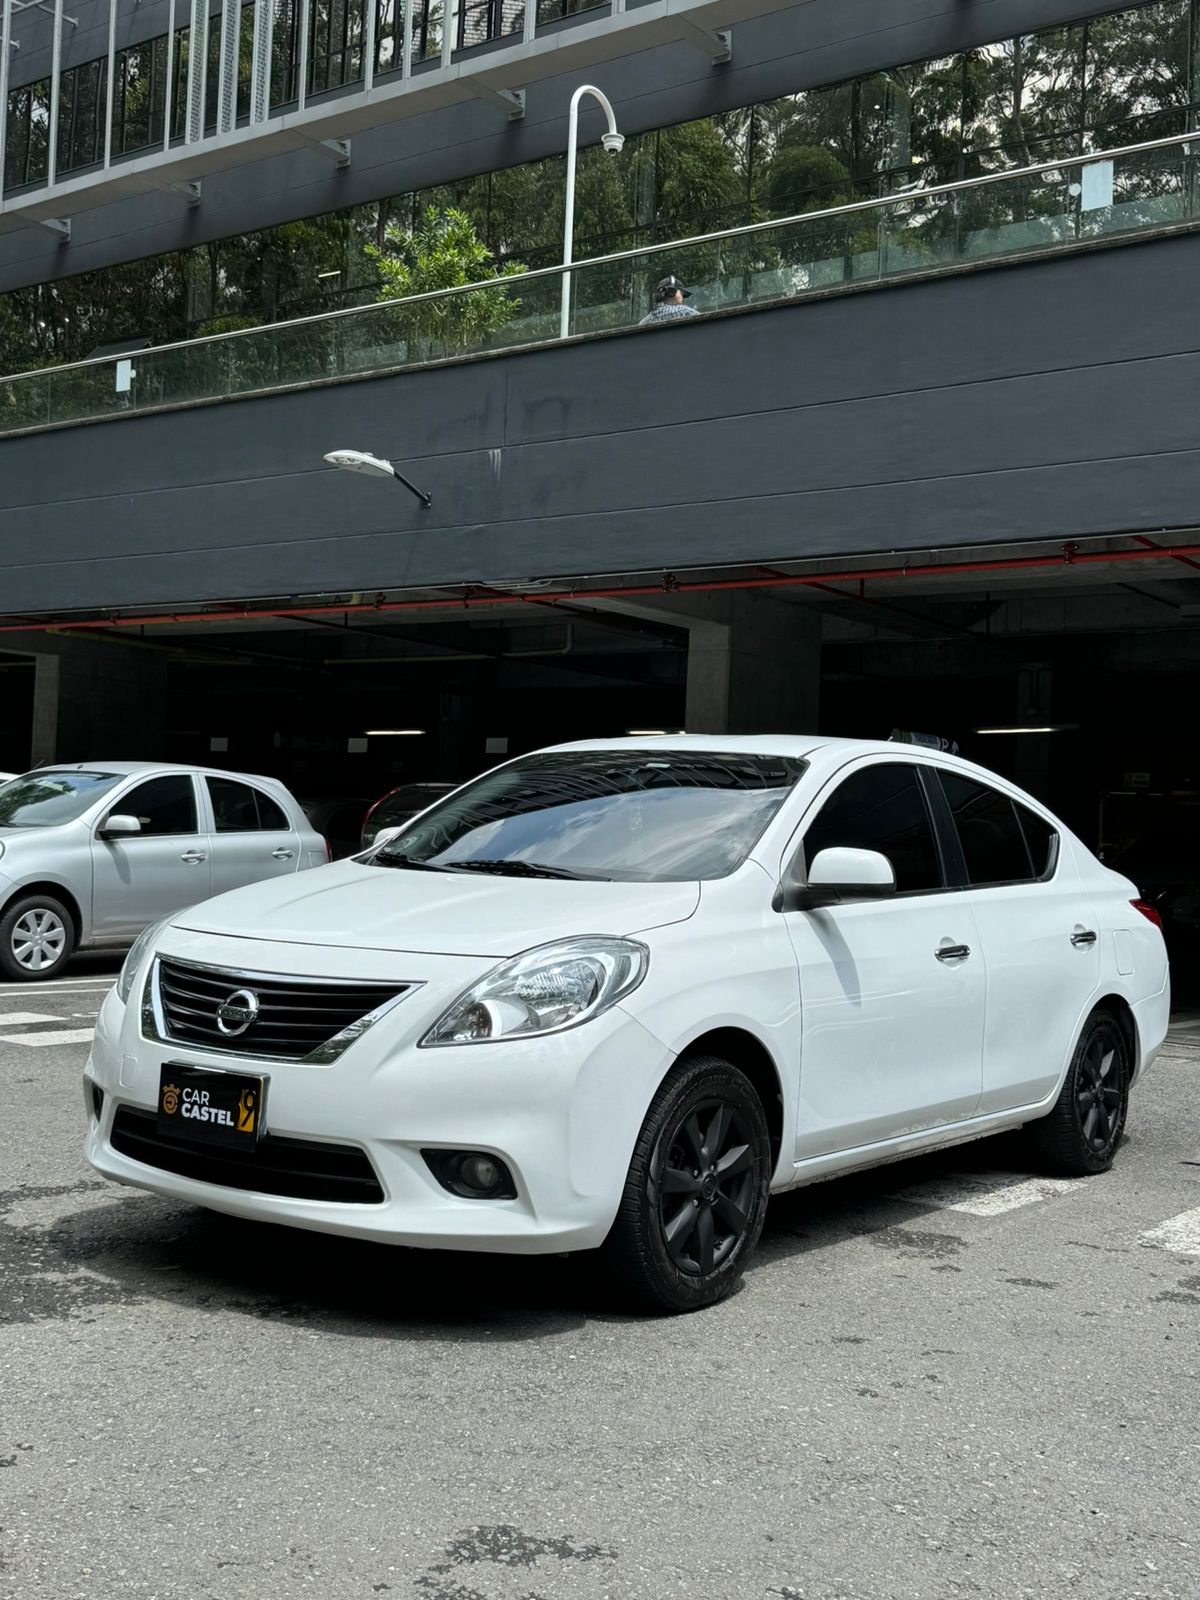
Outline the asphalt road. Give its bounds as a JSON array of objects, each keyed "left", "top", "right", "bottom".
[{"left": 2, "top": 964, "right": 1199, "bottom": 1600}]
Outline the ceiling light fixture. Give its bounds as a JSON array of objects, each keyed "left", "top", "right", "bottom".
[
  {"left": 365, "top": 729, "right": 426, "bottom": 736},
  {"left": 973, "top": 724, "right": 1079, "bottom": 735}
]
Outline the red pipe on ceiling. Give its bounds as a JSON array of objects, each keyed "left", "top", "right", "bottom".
[{"left": 3, "top": 539, "right": 1199, "bottom": 634}]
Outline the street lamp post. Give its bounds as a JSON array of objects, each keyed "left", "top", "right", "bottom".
[
  {"left": 560, "top": 84, "right": 624, "bottom": 340},
  {"left": 323, "top": 449, "right": 432, "bottom": 507}
]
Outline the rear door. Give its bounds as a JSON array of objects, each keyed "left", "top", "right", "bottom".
[
  {"left": 204, "top": 776, "right": 303, "bottom": 897},
  {"left": 929, "top": 769, "right": 1100, "bottom": 1114},
  {"left": 90, "top": 773, "right": 211, "bottom": 938}
]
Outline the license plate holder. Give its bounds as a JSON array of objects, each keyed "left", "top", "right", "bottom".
[{"left": 156, "top": 1062, "right": 267, "bottom": 1150}]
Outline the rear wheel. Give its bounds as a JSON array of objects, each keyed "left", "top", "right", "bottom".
[
  {"left": 0, "top": 893, "right": 76, "bottom": 981},
  {"left": 1024, "top": 1010, "right": 1130, "bottom": 1176},
  {"left": 602, "top": 1054, "right": 771, "bottom": 1314}
]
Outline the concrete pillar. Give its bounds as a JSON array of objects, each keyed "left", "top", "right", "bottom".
[
  {"left": 584, "top": 591, "right": 821, "bottom": 737},
  {"left": 22, "top": 637, "right": 169, "bottom": 765}
]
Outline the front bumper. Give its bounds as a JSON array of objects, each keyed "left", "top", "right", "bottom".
[{"left": 83, "top": 933, "right": 675, "bottom": 1255}]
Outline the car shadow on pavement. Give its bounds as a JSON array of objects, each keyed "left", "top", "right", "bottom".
[{"left": 38, "top": 1130, "right": 1075, "bottom": 1333}]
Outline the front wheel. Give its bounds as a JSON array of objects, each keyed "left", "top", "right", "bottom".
[
  {"left": 602, "top": 1054, "right": 772, "bottom": 1314},
  {"left": 0, "top": 894, "right": 76, "bottom": 981},
  {"left": 1024, "top": 1010, "right": 1130, "bottom": 1176}
]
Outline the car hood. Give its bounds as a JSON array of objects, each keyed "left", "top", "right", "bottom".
[{"left": 173, "top": 858, "right": 701, "bottom": 956}]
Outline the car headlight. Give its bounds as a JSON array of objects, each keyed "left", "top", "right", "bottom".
[
  {"left": 421, "top": 937, "right": 649, "bottom": 1047},
  {"left": 116, "top": 914, "right": 174, "bottom": 1005}
]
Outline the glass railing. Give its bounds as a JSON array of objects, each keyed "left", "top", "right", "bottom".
[{"left": 2, "top": 129, "right": 1198, "bottom": 436}]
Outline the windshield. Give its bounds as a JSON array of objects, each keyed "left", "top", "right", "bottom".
[
  {"left": 369, "top": 750, "right": 806, "bottom": 882},
  {"left": 0, "top": 770, "right": 123, "bottom": 829}
]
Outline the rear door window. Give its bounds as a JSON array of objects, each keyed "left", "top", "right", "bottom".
[
  {"left": 940, "top": 773, "right": 1046, "bottom": 885},
  {"left": 207, "top": 777, "right": 291, "bottom": 833},
  {"left": 802, "top": 762, "right": 943, "bottom": 893}
]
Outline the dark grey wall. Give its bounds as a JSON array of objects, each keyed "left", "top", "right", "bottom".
[
  {"left": 3, "top": 232, "right": 1199, "bottom": 617},
  {"left": 0, "top": 0, "right": 1138, "bottom": 291}
]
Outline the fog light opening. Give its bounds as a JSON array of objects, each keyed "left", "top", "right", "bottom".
[
  {"left": 423, "top": 1148, "right": 517, "bottom": 1200},
  {"left": 90, "top": 1082, "right": 105, "bottom": 1123}
]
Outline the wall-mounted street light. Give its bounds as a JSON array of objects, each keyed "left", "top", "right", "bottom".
[
  {"left": 323, "top": 449, "right": 432, "bottom": 508},
  {"left": 560, "top": 85, "right": 624, "bottom": 340}
]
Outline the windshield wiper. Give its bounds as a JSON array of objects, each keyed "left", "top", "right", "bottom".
[
  {"left": 371, "top": 852, "right": 458, "bottom": 873},
  {"left": 446, "top": 858, "right": 603, "bottom": 881}
]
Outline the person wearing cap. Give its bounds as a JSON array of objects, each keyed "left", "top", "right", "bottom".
[{"left": 639, "top": 275, "right": 700, "bottom": 325}]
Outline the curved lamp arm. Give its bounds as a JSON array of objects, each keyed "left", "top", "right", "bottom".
[{"left": 560, "top": 85, "right": 623, "bottom": 340}]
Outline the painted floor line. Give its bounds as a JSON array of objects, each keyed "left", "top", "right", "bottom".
[
  {"left": 1141, "top": 1207, "right": 1200, "bottom": 1256},
  {"left": 886, "top": 1171, "right": 1079, "bottom": 1216},
  {"left": 0, "top": 1027, "right": 97, "bottom": 1047}
]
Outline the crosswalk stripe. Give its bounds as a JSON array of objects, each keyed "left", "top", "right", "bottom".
[
  {"left": 1141, "top": 1207, "right": 1200, "bottom": 1256},
  {"left": 0, "top": 1012, "right": 61, "bottom": 1025},
  {"left": 886, "top": 1171, "right": 1079, "bottom": 1216},
  {"left": 0, "top": 1027, "right": 96, "bottom": 1047}
]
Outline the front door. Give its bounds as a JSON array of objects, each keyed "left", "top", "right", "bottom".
[
  {"left": 782, "top": 761, "right": 986, "bottom": 1161},
  {"left": 90, "top": 774, "right": 211, "bottom": 939}
]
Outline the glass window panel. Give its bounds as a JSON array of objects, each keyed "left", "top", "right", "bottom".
[
  {"left": 27, "top": 80, "right": 51, "bottom": 185},
  {"left": 117, "top": 776, "right": 198, "bottom": 836},
  {"left": 963, "top": 26, "right": 1085, "bottom": 173},
  {"left": 1083, "top": 0, "right": 1191, "bottom": 147},
  {"left": 1015, "top": 802, "right": 1058, "bottom": 878},
  {"left": 941, "top": 773, "right": 1034, "bottom": 884},
  {"left": 803, "top": 763, "right": 942, "bottom": 893}
]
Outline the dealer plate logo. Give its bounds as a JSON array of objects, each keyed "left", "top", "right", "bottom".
[{"left": 216, "top": 988, "right": 260, "bottom": 1037}]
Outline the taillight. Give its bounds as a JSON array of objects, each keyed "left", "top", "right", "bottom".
[
  {"left": 1131, "top": 898, "right": 1163, "bottom": 930},
  {"left": 361, "top": 789, "right": 396, "bottom": 849}
]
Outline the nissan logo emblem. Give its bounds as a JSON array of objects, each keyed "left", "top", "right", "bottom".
[{"left": 216, "top": 988, "right": 260, "bottom": 1037}]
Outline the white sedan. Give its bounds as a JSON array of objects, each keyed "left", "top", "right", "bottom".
[{"left": 85, "top": 736, "right": 1169, "bottom": 1313}]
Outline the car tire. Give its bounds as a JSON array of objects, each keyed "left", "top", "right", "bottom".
[
  {"left": 602, "top": 1053, "right": 772, "bottom": 1314},
  {"left": 1023, "top": 1010, "right": 1130, "bottom": 1176},
  {"left": 0, "top": 893, "right": 76, "bottom": 981}
]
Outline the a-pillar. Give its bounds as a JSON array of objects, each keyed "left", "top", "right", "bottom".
[
  {"left": 17, "top": 634, "right": 170, "bottom": 766},
  {"left": 585, "top": 591, "right": 821, "bottom": 737}
]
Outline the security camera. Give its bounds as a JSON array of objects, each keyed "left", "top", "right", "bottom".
[{"left": 601, "top": 131, "right": 625, "bottom": 156}]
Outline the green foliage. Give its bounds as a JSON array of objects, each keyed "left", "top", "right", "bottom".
[{"left": 365, "top": 207, "right": 525, "bottom": 355}]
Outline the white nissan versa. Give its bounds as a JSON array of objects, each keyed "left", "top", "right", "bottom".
[{"left": 84, "top": 737, "right": 1170, "bottom": 1313}]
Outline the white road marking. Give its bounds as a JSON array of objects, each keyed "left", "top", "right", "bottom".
[
  {"left": 0, "top": 1027, "right": 97, "bottom": 1047},
  {"left": 1, "top": 981, "right": 114, "bottom": 995},
  {"left": 887, "top": 1171, "right": 1079, "bottom": 1216},
  {"left": 0, "top": 1012, "right": 61, "bottom": 1025},
  {"left": 1141, "top": 1207, "right": 1200, "bottom": 1256}
]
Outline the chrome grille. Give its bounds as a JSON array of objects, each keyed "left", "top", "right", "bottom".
[{"left": 149, "top": 958, "right": 412, "bottom": 1063}]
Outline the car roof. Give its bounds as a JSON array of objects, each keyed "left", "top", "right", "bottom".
[
  {"left": 27, "top": 760, "right": 282, "bottom": 784},
  {"left": 539, "top": 734, "right": 1043, "bottom": 794}
]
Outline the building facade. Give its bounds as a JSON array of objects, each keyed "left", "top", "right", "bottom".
[{"left": 2, "top": 0, "right": 1199, "bottom": 865}]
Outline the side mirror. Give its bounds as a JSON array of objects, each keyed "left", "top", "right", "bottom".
[
  {"left": 99, "top": 814, "right": 142, "bottom": 839},
  {"left": 774, "top": 847, "right": 896, "bottom": 912}
]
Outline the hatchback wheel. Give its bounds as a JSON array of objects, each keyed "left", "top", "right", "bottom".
[
  {"left": 603, "top": 1054, "right": 771, "bottom": 1314},
  {"left": 1025, "top": 1010, "right": 1130, "bottom": 1176},
  {"left": 0, "top": 895, "right": 75, "bottom": 981}
]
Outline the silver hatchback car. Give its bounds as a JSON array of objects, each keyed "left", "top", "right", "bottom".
[{"left": 0, "top": 763, "right": 327, "bottom": 981}]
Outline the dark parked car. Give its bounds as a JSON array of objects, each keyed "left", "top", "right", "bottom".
[
  {"left": 361, "top": 783, "right": 458, "bottom": 849},
  {"left": 299, "top": 797, "right": 376, "bottom": 861}
]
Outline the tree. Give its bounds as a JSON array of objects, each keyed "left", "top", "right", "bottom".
[{"left": 365, "top": 207, "right": 525, "bottom": 357}]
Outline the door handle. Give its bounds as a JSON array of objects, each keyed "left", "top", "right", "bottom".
[
  {"left": 1070, "top": 929, "right": 1098, "bottom": 947},
  {"left": 180, "top": 851, "right": 207, "bottom": 864},
  {"left": 272, "top": 848, "right": 294, "bottom": 861},
  {"left": 935, "top": 944, "right": 971, "bottom": 962}
]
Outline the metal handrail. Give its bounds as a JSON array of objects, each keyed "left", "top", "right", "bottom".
[{"left": 3, "top": 123, "right": 1197, "bottom": 385}]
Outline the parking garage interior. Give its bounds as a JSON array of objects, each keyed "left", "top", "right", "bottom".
[{"left": 2, "top": 531, "right": 1198, "bottom": 880}]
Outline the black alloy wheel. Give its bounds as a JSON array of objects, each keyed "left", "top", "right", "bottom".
[
  {"left": 603, "top": 1054, "right": 771, "bottom": 1314},
  {"left": 1025, "top": 1010, "right": 1130, "bottom": 1177},
  {"left": 658, "top": 1098, "right": 757, "bottom": 1278}
]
